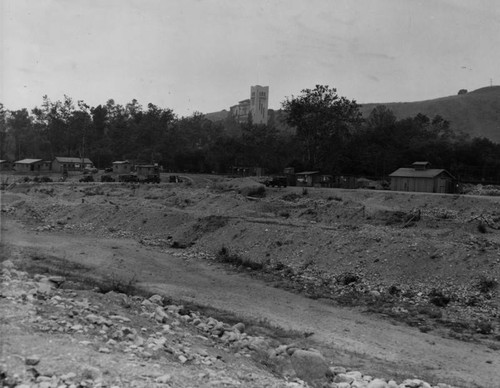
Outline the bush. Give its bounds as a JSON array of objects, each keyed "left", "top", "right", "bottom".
[
  {"left": 417, "top": 305, "right": 443, "bottom": 319},
  {"left": 99, "top": 273, "right": 138, "bottom": 295},
  {"left": 388, "top": 285, "right": 402, "bottom": 296},
  {"left": 337, "top": 272, "right": 360, "bottom": 285},
  {"left": 428, "top": 289, "right": 451, "bottom": 307},
  {"left": 281, "top": 193, "right": 301, "bottom": 202},
  {"left": 477, "top": 275, "right": 498, "bottom": 293},
  {"left": 216, "top": 246, "right": 264, "bottom": 270},
  {"left": 477, "top": 222, "right": 487, "bottom": 233},
  {"left": 475, "top": 320, "right": 494, "bottom": 335}
]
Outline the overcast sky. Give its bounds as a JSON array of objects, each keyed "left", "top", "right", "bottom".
[{"left": 1, "top": 0, "right": 499, "bottom": 116}]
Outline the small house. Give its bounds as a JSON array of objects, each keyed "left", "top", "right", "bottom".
[
  {"left": 0, "top": 160, "right": 12, "bottom": 171},
  {"left": 52, "top": 157, "right": 93, "bottom": 172},
  {"left": 14, "top": 159, "right": 45, "bottom": 172},
  {"left": 295, "top": 171, "right": 321, "bottom": 187},
  {"left": 389, "top": 161, "right": 455, "bottom": 193},
  {"left": 136, "top": 164, "right": 159, "bottom": 176},
  {"left": 230, "top": 166, "right": 266, "bottom": 177},
  {"left": 113, "top": 161, "right": 131, "bottom": 174}
]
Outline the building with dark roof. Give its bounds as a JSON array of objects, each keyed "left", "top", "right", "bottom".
[
  {"left": 52, "top": 157, "right": 93, "bottom": 172},
  {"left": 389, "top": 161, "right": 455, "bottom": 193},
  {"left": 13, "top": 159, "right": 51, "bottom": 172}
]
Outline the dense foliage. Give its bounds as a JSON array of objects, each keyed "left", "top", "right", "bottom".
[{"left": 1, "top": 86, "right": 500, "bottom": 183}]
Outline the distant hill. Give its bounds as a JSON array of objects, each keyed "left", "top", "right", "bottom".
[
  {"left": 204, "top": 109, "right": 229, "bottom": 122},
  {"left": 204, "top": 86, "right": 500, "bottom": 143},
  {"left": 359, "top": 86, "right": 500, "bottom": 143}
]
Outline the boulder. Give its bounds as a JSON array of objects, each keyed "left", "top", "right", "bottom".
[
  {"left": 290, "top": 349, "right": 329, "bottom": 385},
  {"left": 232, "top": 322, "right": 245, "bottom": 333},
  {"left": 48, "top": 276, "right": 66, "bottom": 287},
  {"left": 35, "top": 282, "right": 53, "bottom": 296},
  {"left": 25, "top": 355, "right": 40, "bottom": 366},
  {"left": 329, "top": 366, "right": 347, "bottom": 375},
  {"left": 367, "top": 379, "right": 388, "bottom": 388},
  {"left": 149, "top": 294, "right": 163, "bottom": 305},
  {"left": 334, "top": 374, "right": 355, "bottom": 384},
  {"left": 1, "top": 260, "right": 15, "bottom": 270},
  {"left": 80, "top": 366, "right": 102, "bottom": 381},
  {"left": 154, "top": 306, "right": 169, "bottom": 323}
]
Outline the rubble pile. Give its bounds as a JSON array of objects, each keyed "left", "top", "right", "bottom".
[{"left": 1, "top": 259, "right": 461, "bottom": 388}]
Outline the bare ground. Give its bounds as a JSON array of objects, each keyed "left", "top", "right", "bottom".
[{"left": 1, "top": 175, "right": 500, "bottom": 387}]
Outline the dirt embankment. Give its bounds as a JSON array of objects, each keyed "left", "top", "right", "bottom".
[{"left": 1, "top": 177, "right": 500, "bottom": 387}]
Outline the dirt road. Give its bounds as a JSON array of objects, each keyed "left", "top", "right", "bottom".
[{"left": 3, "top": 219, "right": 498, "bottom": 388}]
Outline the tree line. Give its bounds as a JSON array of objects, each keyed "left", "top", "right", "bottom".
[{"left": 1, "top": 86, "right": 500, "bottom": 183}]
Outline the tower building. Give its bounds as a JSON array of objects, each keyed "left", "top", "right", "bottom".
[
  {"left": 230, "top": 85, "right": 269, "bottom": 124},
  {"left": 250, "top": 85, "right": 269, "bottom": 125}
]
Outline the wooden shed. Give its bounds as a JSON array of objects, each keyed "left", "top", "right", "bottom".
[
  {"left": 389, "top": 162, "right": 455, "bottom": 193},
  {"left": 14, "top": 159, "right": 48, "bottom": 172},
  {"left": 295, "top": 171, "right": 321, "bottom": 187},
  {"left": 112, "top": 161, "right": 131, "bottom": 174},
  {"left": 136, "top": 164, "right": 159, "bottom": 176}
]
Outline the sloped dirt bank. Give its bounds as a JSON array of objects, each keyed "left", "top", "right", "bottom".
[
  {"left": 1, "top": 218, "right": 498, "bottom": 387},
  {"left": 1, "top": 178, "right": 500, "bottom": 387}
]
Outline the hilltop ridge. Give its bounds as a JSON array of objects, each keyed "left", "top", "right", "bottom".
[
  {"left": 359, "top": 86, "right": 500, "bottom": 142},
  {"left": 204, "top": 86, "right": 500, "bottom": 143}
]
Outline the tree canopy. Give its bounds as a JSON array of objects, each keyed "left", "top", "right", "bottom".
[
  {"left": 281, "top": 85, "right": 363, "bottom": 171},
  {"left": 1, "top": 89, "right": 500, "bottom": 183}
]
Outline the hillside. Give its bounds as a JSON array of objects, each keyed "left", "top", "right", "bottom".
[
  {"left": 360, "top": 86, "right": 500, "bottom": 143},
  {"left": 204, "top": 86, "right": 500, "bottom": 143}
]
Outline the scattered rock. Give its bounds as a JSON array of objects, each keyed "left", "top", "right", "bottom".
[
  {"left": 25, "top": 355, "right": 40, "bottom": 366},
  {"left": 156, "top": 374, "right": 172, "bottom": 383},
  {"left": 80, "top": 366, "right": 102, "bottom": 381}
]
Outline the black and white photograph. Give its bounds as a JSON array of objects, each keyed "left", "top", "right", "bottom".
[{"left": 1, "top": 1, "right": 499, "bottom": 387}]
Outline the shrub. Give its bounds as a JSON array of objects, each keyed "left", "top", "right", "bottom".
[
  {"left": 274, "top": 261, "right": 285, "bottom": 271},
  {"left": 475, "top": 320, "right": 494, "bottom": 335},
  {"left": 388, "top": 285, "right": 402, "bottom": 296},
  {"left": 98, "top": 273, "right": 138, "bottom": 295},
  {"left": 215, "top": 246, "right": 264, "bottom": 270},
  {"left": 477, "top": 222, "right": 487, "bottom": 233},
  {"left": 477, "top": 275, "right": 498, "bottom": 293},
  {"left": 337, "top": 272, "right": 360, "bottom": 285},
  {"left": 417, "top": 305, "right": 443, "bottom": 319},
  {"left": 281, "top": 193, "right": 301, "bottom": 202},
  {"left": 428, "top": 289, "right": 451, "bottom": 307}
]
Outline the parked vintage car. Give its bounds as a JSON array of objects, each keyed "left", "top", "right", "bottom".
[
  {"left": 140, "top": 175, "right": 160, "bottom": 184},
  {"left": 118, "top": 174, "right": 139, "bottom": 183},
  {"left": 263, "top": 176, "right": 287, "bottom": 187},
  {"left": 169, "top": 175, "right": 182, "bottom": 183},
  {"left": 83, "top": 167, "right": 98, "bottom": 174},
  {"left": 79, "top": 175, "right": 94, "bottom": 183},
  {"left": 101, "top": 175, "right": 115, "bottom": 182}
]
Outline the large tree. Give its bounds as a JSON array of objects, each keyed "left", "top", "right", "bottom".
[{"left": 281, "top": 85, "right": 362, "bottom": 172}]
